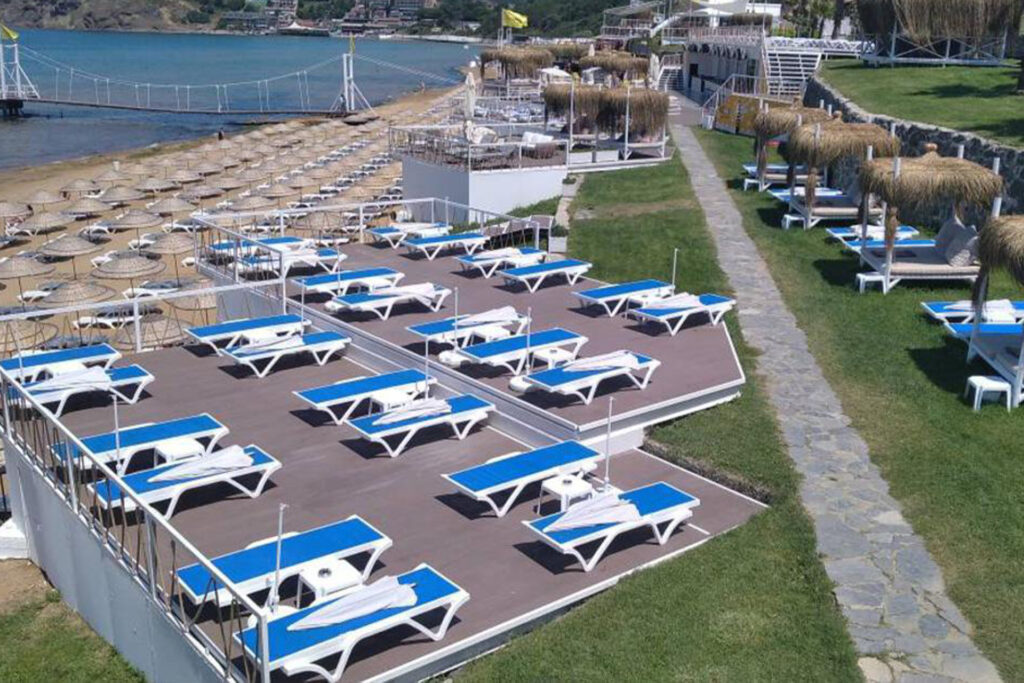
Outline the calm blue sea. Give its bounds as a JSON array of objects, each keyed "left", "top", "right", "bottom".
[{"left": 2, "top": 29, "right": 474, "bottom": 170}]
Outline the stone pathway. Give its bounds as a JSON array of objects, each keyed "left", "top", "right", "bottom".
[{"left": 667, "top": 97, "right": 1000, "bottom": 683}]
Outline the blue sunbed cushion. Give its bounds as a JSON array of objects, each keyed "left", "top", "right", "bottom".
[
  {"left": 106, "top": 365, "right": 151, "bottom": 383},
  {"left": 634, "top": 294, "right": 733, "bottom": 318},
  {"left": 297, "top": 369, "right": 428, "bottom": 406},
  {"left": 408, "top": 315, "right": 493, "bottom": 337},
  {"left": 851, "top": 239, "right": 935, "bottom": 249},
  {"left": 189, "top": 315, "right": 304, "bottom": 340},
  {"left": 1, "top": 344, "right": 117, "bottom": 372},
  {"left": 406, "top": 232, "right": 484, "bottom": 247},
  {"left": 460, "top": 328, "right": 580, "bottom": 360},
  {"left": 527, "top": 353, "right": 654, "bottom": 388},
  {"left": 925, "top": 301, "right": 1024, "bottom": 317},
  {"left": 349, "top": 395, "right": 491, "bottom": 435},
  {"left": 577, "top": 279, "right": 671, "bottom": 301},
  {"left": 449, "top": 441, "right": 599, "bottom": 493},
  {"left": 529, "top": 482, "right": 697, "bottom": 544},
  {"left": 81, "top": 414, "right": 223, "bottom": 455},
  {"left": 236, "top": 565, "right": 459, "bottom": 663},
  {"left": 177, "top": 517, "right": 385, "bottom": 597},
  {"left": 368, "top": 226, "right": 401, "bottom": 235},
  {"left": 93, "top": 445, "right": 274, "bottom": 504},
  {"left": 296, "top": 268, "right": 397, "bottom": 288},
  {"left": 948, "top": 322, "right": 1023, "bottom": 338},
  {"left": 502, "top": 259, "right": 590, "bottom": 278}
]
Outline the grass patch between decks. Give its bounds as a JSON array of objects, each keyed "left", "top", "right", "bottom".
[
  {"left": 458, "top": 158, "right": 859, "bottom": 681},
  {"left": 696, "top": 127, "right": 1024, "bottom": 680}
]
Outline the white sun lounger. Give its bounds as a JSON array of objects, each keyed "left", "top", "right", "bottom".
[
  {"left": 444, "top": 328, "right": 588, "bottom": 375},
  {"left": 627, "top": 293, "right": 735, "bottom": 335},
  {"left": 295, "top": 369, "right": 436, "bottom": 424},
  {"left": 325, "top": 283, "right": 451, "bottom": 320},
  {"left": 500, "top": 259, "right": 592, "bottom": 293},
  {"left": 225, "top": 331, "right": 350, "bottom": 378},
  {"left": 573, "top": 279, "right": 675, "bottom": 317},
  {"left": 524, "top": 482, "right": 700, "bottom": 571},
  {"left": 176, "top": 516, "right": 392, "bottom": 608},
  {"left": 443, "top": 441, "right": 602, "bottom": 517},
  {"left": 456, "top": 246, "right": 547, "bottom": 278},
  {"left": 21, "top": 364, "right": 153, "bottom": 416},
  {"left": 348, "top": 394, "right": 494, "bottom": 457},
  {"left": 60, "top": 413, "right": 229, "bottom": 474},
  {"left": 406, "top": 308, "right": 529, "bottom": 348},
  {"left": 207, "top": 236, "right": 307, "bottom": 256},
  {"left": 922, "top": 300, "right": 1024, "bottom": 324},
  {"left": 368, "top": 222, "right": 450, "bottom": 248},
  {"left": 89, "top": 444, "right": 281, "bottom": 517},
  {"left": 186, "top": 315, "right": 309, "bottom": 353},
  {"left": 236, "top": 248, "right": 346, "bottom": 277},
  {"left": 825, "top": 225, "right": 920, "bottom": 242},
  {"left": 293, "top": 268, "right": 404, "bottom": 296},
  {"left": 404, "top": 232, "right": 488, "bottom": 260},
  {"left": 0, "top": 344, "right": 120, "bottom": 382},
  {"left": 519, "top": 351, "right": 660, "bottom": 405},
  {"left": 840, "top": 238, "right": 935, "bottom": 254},
  {"left": 233, "top": 564, "right": 468, "bottom": 682}
]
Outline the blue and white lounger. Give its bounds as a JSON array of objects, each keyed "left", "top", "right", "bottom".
[
  {"left": 177, "top": 516, "right": 392, "bottom": 608},
  {"left": 407, "top": 309, "right": 529, "bottom": 348},
  {"left": 825, "top": 225, "right": 920, "bottom": 242},
  {"left": 627, "top": 294, "right": 735, "bottom": 336},
  {"left": 207, "top": 235, "right": 306, "bottom": 256},
  {"left": 225, "top": 331, "right": 349, "bottom": 378},
  {"left": 405, "top": 232, "right": 488, "bottom": 260},
  {"left": 767, "top": 187, "right": 844, "bottom": 204},
  {"left": 573, "top": 279, "right": 674, "bottom": 317},
  {"left": 524, "top": 482, "right": 700, "bottom": 571},
  {"left": 500, "top": 259, "right": 592, "bottom": 293},
  {"left": 295, "top": 369, "right": 436, "bottom": 424},
  {"left": 519, "top": 351, "right": 660, "bottom": 405},
  {"left": 236, "top": 248, "right": 346, "bottom": 277},
  {"left": 348, "top": 394, "right": 494, "bottom": 457},
  {"left": 457, "top": 247, "right": 546, "bottom": 278},
  {"left": 62, "top": 413, "right": 229, "bottom": 474},
  {"left": 89, "top": 444, "right": 280, "bottom": 517},
  {"left": 186, "top": 314, "right": 309, "bottom": 353},
  {"left": 0, "top": 344, "right": 120, "bottom": 382},
  {"left": 21, "top": 364, "right": 153, "bottom": 416},
  {"left": 946, "top": 322, "right": 1023, "bottom": 340},
  {"left": 325, "top": 283, "right": 451, "bottom": 320},
  {"left": 233, "top": 564, "right": 468, "bottom": 682},
  {"left": 446, "top": 328, "right": 588, "bottom": 375},
  {"left": 368, "top": 222, "right": 450, "bottom": 248},
  {"left": 293, "top": 268, "right": 404, "bottom": 296},
  {"left": 444, "top": 441, "right": 601, "bottom": 517},
  {"left": 841, "top": 238, "right": 935, "bottom": 254},
  {"left": 922, "top": 300, "right": 1024, "bottom": 324}
]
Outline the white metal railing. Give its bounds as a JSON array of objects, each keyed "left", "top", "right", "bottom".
[{"left": 389, "top": 125, "right": 570, "bottom": 171}]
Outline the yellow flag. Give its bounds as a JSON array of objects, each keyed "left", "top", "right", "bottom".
[
  {"left": 349, "top": 35, "right": 355, "bottom": 54},
  {"left": 501, "top": 9, "right": 528, "bottom": 29},
  {"left": 0, "top": 23, "right": 19, "bottom": 41}
]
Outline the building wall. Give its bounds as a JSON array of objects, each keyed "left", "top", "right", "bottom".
[{"left": 5, "top": 439, "right": 223, "bottom": 683}]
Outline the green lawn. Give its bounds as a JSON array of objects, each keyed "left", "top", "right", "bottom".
[
  {"left": 819, "top": 61, "right": 1024, "bottom": 147},
  {"left": 459, "top": 159, "right": 860, "bottom": 681},
  {"left": 0, "top": 590, "right": 140, "bottom": 682},
  {"left": 696, "top": 128, "right": 1024, "bottom": 680}
]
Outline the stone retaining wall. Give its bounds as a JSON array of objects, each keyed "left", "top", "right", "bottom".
[{"left": 803, "top": 75, "right": 1022, "bottom": 226}]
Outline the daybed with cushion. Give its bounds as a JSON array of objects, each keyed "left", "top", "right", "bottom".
[{"left": 857, "top": 218, "right": 980, "bottom": 294}]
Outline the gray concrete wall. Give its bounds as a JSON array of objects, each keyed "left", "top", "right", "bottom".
[
  {"left": 5, "top": 438, "right": 223, "bottom": 683},
  {"left": 402, "top": 156, "right": 471, "bottom": 208},
  {"left": 467, "top": 166, "right": 567, "bottom": 215},
  {"left": 804, "top": 75, "right": 1021, "bottom": 224}
]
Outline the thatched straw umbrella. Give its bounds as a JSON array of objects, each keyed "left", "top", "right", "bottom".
[
  {"left": 262, "top": 183, "right": 297, "bottom": 199},
  {"left": 94, "top": 168, "right": 131, "bottom": 186},
  {"left": 597, "top": 88, "right": 668, "bottom": 138},
  {"left": 580, "top": 52, "right": 649, "bottom": 81},
  {"left": 0, "top": 201, "right": 30, "bottom": 231},
  {"left": 180, "top": 185, "right": 223, "bottom": 208},
  {"left": 136, "top": 177, "right": 176, "bottom": 194},
  {"left": 0, "top": 257, "right": 55, "bottom": 306},
  {"left": 213, "top": 176, "right": 247, "bottom": 191},
  {"left": 111, "top": 210, "right": 163, "bottom": 236},
  {"left": 99, "top": 185, "right": 145, "bottom": 206},
  {"left": 235, "top": 168, "right": 269, "bottom": 185},
  {"left": 479, "top": 47, "right": 554, "bottom": 80},
  {"left": 19, "top": 211, "right": 72, "bottom": 235},
  {"left": 543, "top": 84, "right": 603, "bottom": 134},
  {"left": 92, "top": 253, "right": 166, "bottom": 298},
  {"left": 64, "top": 196, "right": 111, "bottom": 218},
  {"left": 857, "top": 0, "right": 1023, "bottom": 48},
  {"left": 112, "top": 314, "right": 187, "bottom": 351},
  {"left": 544, "top": 42, "right": 589, "bottom": 62},
  {"left": 0, "top": 319, "right": 58, "bottom": 355},
  {"left": 38, "top": 279, "right": 115, "bottom": 308},
  {"left": 229, "top": 195, "right": 275, "bottom": 211},
  {"left": 752, "top": 98, "right": 832, "bottom": 179},
  {"left": 976, "top": 215, "right": 1024, "bottom": 304},
  {"left": 148, "top": 197, "right": 197, "bottom": 216},
  {"left": 38, "top": 235, "right": 102, "bottom": 277},
  {"left": 144, "top": 233, "right": 195, "bottom": 280},
  {"left": 786, "top": 114, "right": 900, "bottom": 209},
  {"left": 219, "top": 156, "right": 242, "bottom": 169},
  {"left": 167, "top": 168, "right": 202, "bottom": 185},
  {"left": 191, "top": 161, "right": 224, "bottom": 176},
  {"left": 60, "top": 178, "right": 101, "bottom": 197},
  {"left": 24, "top": 190, "right": 64, "bottom": 209}
]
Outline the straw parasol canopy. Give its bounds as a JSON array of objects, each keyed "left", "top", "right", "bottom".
[
  {"left": 168, "top": 276, "right": 217, "bottom": 313},
  {"left": 112, "top": 210, "right": 162, "bottom": 231},
  {"left": 857, "top": 0, "right": 1023, "bottom": 43},
  {"left": 580, "top": 52, "right": 650, "bottom": 80},
  {"left": 972, "top": 215, "right": 1024, "bottom": 308},
  {"left": 752, "top": 98, "right": 832, "bottom": 176},
  {"left": 61, "top": 178, "right": 101, "bottom": 196},
  {"left": 39, "top": 279, "right": 116, "bottom": 308},
  {"left": 99, "top": 185, "right": 145, "bottom": 204},
  {"left": 0, "top": 201, "right": 30, "bottom": 220},
  {"left": 211, "top": 175, "right": 245, "bottom": 192},
  {"left": 181, "top": 184, "right": 224, "bottom": 201},
  {"left": 235, "top": 168, "right": 269, "bottom": 184},
  {"left": 479, "top": 47, "right": 555, "bottom": 79},
  {"left": 0, "top": 257, "right": 54, "bottom": 280},
  {"left": 94, "top": 168, "right": 131, "bottom": 185},
  {"left": 38, "top": 235, "right": 102, "bottom": 259},
  {"left": 0, "top": 319, "right": 58, "bottom": 354},
  {"left": 24, "top": 189, "right": 64, "bottom": 207},
  {"left": 235, "top": 149, "right": 261, "bottom": 162},
  {"left": 19, "top": 211, "right": 72, "bottom": 233},
  {"left": 229, "top": 195, "right": 275, "bottom": 211},
  {"left": 192, "top": 161, "right": 224, "bottom": 176},
  {"left": 262, "top": 183, "right": 297, "bottom": 199},
  {"left": 148, "top": 197, "right": 197, "bottom": 216},
  {"left": 786, "top": 114, "right": 900, "bottom": 207},
  {"left": 136, "top": 177, "right": 177, "bottom": 193},
  {"left": 167, "top": 168, "right": 202, "bottom": 185},
  {"left": 286, "top": 175, "right": 318, "bottom": 190},
  {"left": 544, "top": 42, "right": 589, "bottom": 62},
  {"left": 112, "top": 314, "right": 187, "bottom": 351},
  {"left": 92, "top": 254, "right": 166, "bottom": 280},
  {"left": 542, "top": 84, "right": 666, "bottom": 136},
  {"left": 64, "top": 197, "right": 111, "bottom": 217},
  {"left": 120, "top": 162, "right": 151, "bottom": 177},
  {"left": 219, "top": 156, "right": 242, "bottom": 168},
  {"left": 305, "top": 166, "right": 336, "bottom": 180},
  {"left": 292, "top": 211, "right": 345, "bottom": 233},
  {"left": 145, "top": 233, "right": 195, "bottom": 256}
]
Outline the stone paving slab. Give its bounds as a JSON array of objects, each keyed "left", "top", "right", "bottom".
[{"left": 666, "top": 97, "right": 1000, "bottom": 683}]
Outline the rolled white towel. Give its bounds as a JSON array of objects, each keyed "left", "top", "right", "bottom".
[
  {"left": 287, "top": 576, "right": 417, "bottom": 631},
  {"left": 372, "top": 398, "right": 450, "bottom": 426},
  {"left": 150, "top": 445, "right": 253, "bottom": 482},
  {"left": 546, "top": 491, "right": 641, "bottom": 532}
]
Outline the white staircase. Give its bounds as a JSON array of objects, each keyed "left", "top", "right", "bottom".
[
  {"left": 761, "top": 45, "right": 822, "bottom": 97},
  {"left": 657, "top": 65, "right": 683, "bottom": 92}
]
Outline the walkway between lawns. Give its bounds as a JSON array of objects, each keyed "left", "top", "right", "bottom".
[{"left": 667, "top": 97, "right": 999, "bottom": 683}]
